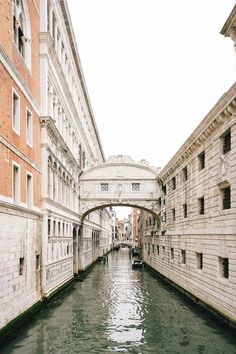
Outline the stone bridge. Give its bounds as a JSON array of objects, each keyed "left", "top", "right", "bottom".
[{"left": 79, "top": 155, "right": 161, "bottom": 218}]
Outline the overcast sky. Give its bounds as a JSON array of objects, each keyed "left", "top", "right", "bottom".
[{"left": 67, "top": 0, "right": 235, "bottom": 218}]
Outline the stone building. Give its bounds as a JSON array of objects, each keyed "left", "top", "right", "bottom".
[
  {"left": 0, "top": 0, "right": 42, "bottom": 330},
  {"left": 141, "top": 8, "right": 236, "bottom": 325},
  {"left": 39, "top": 0, "right": 112, "bottom": 296},
  {"left": 0, "top": 0, "right": 112, "bottom": 332}
]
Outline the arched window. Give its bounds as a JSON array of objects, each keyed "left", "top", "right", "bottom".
[{"left": 13, "top": 0, "right": 31, "bottom": 68}]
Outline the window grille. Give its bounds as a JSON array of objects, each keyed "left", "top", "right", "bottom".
[
  {"left": 172, "top": 208, "right": 176, "bottom": 221},
  {"left": 219, "top": 257, "right": 229, "bottom": 278},
  {"left": 198, "top": 151, "right": 205, "bottom": 170},
  {"left": 222, "top": 186, "right": 231, "bottom": 210},
  {"left": 101, "top": 183, "right": 108, "bottom": 191},
  {"left": 199, "top": 197, "right": 204, "bottom": 215},
  {"left": 162, "top": 184, "right": 166, "bottom": 195},
  {"left": 172, "top": 176, "right": 176, "bottom": 190},
  {"left": 196, "top": 253, "right": 203, "bottom": 269},
  {"left": 19, "top": 257, "right": 24, "bottom": 275},
  {"left": 183, "top": 203, "right": 187, "bottom": 218},
  {"left": 181, "top": 250, "right": 186, "bottom": 264},
  {"left": 132, "top": 183, "right": 140, "bottom": 191},
  {"left": 222, "top": 129, "right": 231, "bottom": 154},
  {"left": 183, "top": 166, "right": 188, "bottom": 181}
]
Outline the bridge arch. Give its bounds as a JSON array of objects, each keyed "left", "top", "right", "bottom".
[{"left": 79, "top": 155, "right": 161, "bottom": 219}]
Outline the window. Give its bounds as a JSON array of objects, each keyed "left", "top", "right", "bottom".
[
  {"left": 162, "top": 212, "right": 167, "bottom": 222},
  {"left": 172, "top": 208, "right": 176, "bottom": 221},
  {"left": 181, "top": 250, "right": 186, "bottom": 264},
  {"left": 101, "top": 183, "right": 108, "bottom": 191},
  {"left": 12, "top": 90, "right": 20, "bottom": 134},
  {"left": 222, "top": 186, "right": 231, "bottom": 210},
  {"left": 183, "top": 166, "right": 188, "bottom": 181},
  {"left": 162, "top": 246, "right": 165, "bottom": 259},
  {"left": 171, "top": 248, "right": 174, "bottom": 260},
  {"left": 198, "top": 151, "right": 205, "bottom": 170},
  {"left": 26, "top": 109, "right": 33, "bottom": 146},
  {"left": 36, "top": 254, "right": 40, "bottom": 270},
  {"left": 26, "top": 173, "right": 33, "bottom": 207},
  {"left": 219, "top": 257, "right": 229, "bottom": 278},
  {"left": 162, "top": 184, "right": 166, "bottom": 195},
  {"left": 158, "top": 197, "right": 161, "bottom": 206},
  {"left": 196, "top": 253, "right": 203, "bottom": 269},
  {"left": 183, "top": 203, "right": 187, "bottom": 218},
  {"left": 19, "top": 257, "right": 24, "bottom": 275},
  {"left": 222, "top": 129, "right": 231, "bottom": 154},
  {"left": 13, "top": 0, "right": 25, "bottom": 57},
  {"left": 48, "top": 218, "right": 51, "bottom": 236},
  {"left": 157, "top": 245, "right": 159, "bottom": 255},
  {"left": 172, "top": 176, "right": 176, "bottom": 190},
  {"left": 13, "top": 163, "right": 20, "bottom": 202},
  {"left": 152, "top": 244, "right": 155, "bottom": 253},
  {"left": 13, "top": 0, "right": 31, "bottom": 67},
  {"left": 199, "top": 197, "right": 204, "bottom": 215},
  {"left": 132, "top": 183, "right": 140, "bottom": 191}
]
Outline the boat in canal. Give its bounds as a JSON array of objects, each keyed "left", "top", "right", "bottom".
[{"left": 132, "top": 259, "right": 144, "bottom": 269}]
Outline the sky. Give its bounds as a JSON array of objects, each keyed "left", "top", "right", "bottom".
[{"left": 67, "top": 1, "right": 235, "bottom": 218}]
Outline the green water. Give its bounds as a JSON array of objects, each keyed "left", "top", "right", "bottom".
[{"left": 1, "top": 248, "right": 236, "bottom": 354}]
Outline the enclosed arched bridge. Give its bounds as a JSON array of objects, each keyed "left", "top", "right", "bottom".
[{"left": 79, "top": 155, "right": 161, "bottom": 218}]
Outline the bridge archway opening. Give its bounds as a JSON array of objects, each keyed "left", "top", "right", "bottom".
[{"left": 81, "top": 203, "right": 160, "bottom": 223}]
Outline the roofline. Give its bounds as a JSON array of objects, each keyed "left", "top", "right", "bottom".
[
  {"left": 60, "top": 0, "right": 105, "bottom": 162},
  {"left": 220, "top": 4, "right": 236, "bottom": 36}
]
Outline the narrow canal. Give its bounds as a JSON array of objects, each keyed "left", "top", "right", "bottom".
[{"left": 1, "top": 248, "right": 236, "bottom": 354}]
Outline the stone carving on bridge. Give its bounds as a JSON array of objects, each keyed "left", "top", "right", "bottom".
[{"left": 79, "top": 155, "right": 161, "bottom": 218}]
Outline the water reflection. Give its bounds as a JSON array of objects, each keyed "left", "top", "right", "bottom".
[{"left": 1, "top": 248, "right": 236, "bottom": 354}]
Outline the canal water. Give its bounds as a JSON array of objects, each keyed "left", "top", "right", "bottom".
[{"left": 1, "top": 248, "right": 236, "bottom": 354}]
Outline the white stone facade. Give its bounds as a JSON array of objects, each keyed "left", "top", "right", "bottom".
[
  {"left": 142, "top": 83, "right": 236, "bottom": 324},
  {"left": 39, "top": 0, "right": 112, "bottom": 297}
]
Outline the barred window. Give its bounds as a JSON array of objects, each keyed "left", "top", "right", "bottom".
[
  {"left": 198, "top": 151, "right": 205, "bottom": 170},
  {"left": 219, "top": 257, "right": 229, "bottom": 278},
  {"left": 196, "top": 253, "right": 203, "bottom": 269},
  {"left": 132, "top": 183, "right": 140, "bottom": 191},
  {"left": 183, "top": 203, "right": 187, "bottom": 218},
  {"left": 222, "top": 186, "right": 231, "bottom": 210},
  {"left": 101, "top": 183, "right": 108, "bottom": 191},
  {"left": 172, "top": 208, "right": 176, "bottom": 221},
  {"left": 172, "top": 176, "right": 176, "bottom": 190},
  {"left": 162, "top": 184, "right": 166, "bottom": 195},
  {"left": 222, "top": 129, "right": 231, "bottom": 154},
  {"left": 183, "top": 166, "right": 188, "bottom": 181},
  {"left": 199, "top": 197, "right": 204, "bottom": 215},
  {"left": 181, "top": 250, "right": 186, "bottom": 264}
]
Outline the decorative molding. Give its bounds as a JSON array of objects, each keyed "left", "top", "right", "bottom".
[
  {"left": 0, "top": 136, "right": 41, "bottom": 172},
  {"left": 160, "top": 87, "right": 236, "bottom": 180},
  {"left": 0, "top": 45, "right": 40, "bottom": 115}
]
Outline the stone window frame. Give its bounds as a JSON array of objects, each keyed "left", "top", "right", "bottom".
[
  {"left": 26, "top": 107, "right": 33, "bottom": 147},
  {"left": 26, "top": 171, "right": 33, "bottom": 208},
  {"left": 101, "top": 183, "right": 109, "bottom": 191},
  {"left": 218, "top": 256, "right": 229, "bottom": 279},
  {"left": 182, "top": 166, "right": 188, "bottom": 181},
  {"left": 198, "top": 150, "right": 205, "bottom": 171},
  {"left": 181, "top": 249, "right": 186, "bottom": 264},
  {"left": 132, "top": 182, "right": 140, "bottom": 192},
  {"left": 221, "top": 185, "right": 231, "bottom": 210},
  {"left": 196, "top": 252, "right": 203, "bottom": 270},
  {"left": 12, "top": 0, "right": 32, "bottom": 70},
  {"left": 12, "top": 88, "right": 20, "bottom": 135},
  {"left": 221, "top": 128, "right": 231, "bottom": 155},
  {"left": 12, "top": 161, "right": 21, "bottom": 203},
  {"left": 198, "top": 196, "right": 205, "bottom": 215}
]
